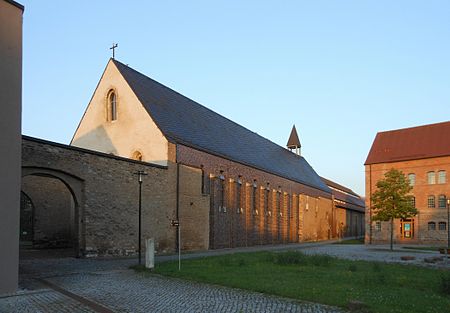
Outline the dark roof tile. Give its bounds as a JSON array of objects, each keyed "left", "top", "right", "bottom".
[{"left": 113, "top": 59, "right": 330, "bottom": 193}]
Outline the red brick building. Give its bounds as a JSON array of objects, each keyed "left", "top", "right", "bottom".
[
  {"left": 365, "top": 121, "right": 450, "bottom": 245},
  {"left": 321, "top": 178, "right": 365, "bottom": 239}
]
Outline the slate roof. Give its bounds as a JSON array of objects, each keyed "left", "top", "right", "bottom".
[
  {"left": 365, "top": 121, "right": 450, "bottom": 165},
  {"left": 113, "top": 59, "right": 330, "bottom": 193},
  {"left": 321, "top": 177, "right": 365, "bottom": 212}
]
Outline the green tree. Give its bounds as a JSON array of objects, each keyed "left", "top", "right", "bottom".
[{"left": 371, "top": 168, "right": 418, "bottom": 250}]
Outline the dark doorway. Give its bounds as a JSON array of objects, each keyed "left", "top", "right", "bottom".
[{"left": 20, "top": 174, "right": 77, "bottom": 257}]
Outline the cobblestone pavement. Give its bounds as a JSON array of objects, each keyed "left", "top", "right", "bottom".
[
  {"left": 43, "top": 271, "right": 344, "bottom": 313},
  {"left": 4, "top": 242, "right": 348, "bottom": 313},
  {"left": 4, "top": 242, "right": 448, "bottom": 313},
  {"left": 0, "top": 290, "right": 95, "bottom": 313}
]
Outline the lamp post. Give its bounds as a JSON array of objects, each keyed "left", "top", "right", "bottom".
[{"left": 136, "top": 170, "right": 147, "bottom": 265}]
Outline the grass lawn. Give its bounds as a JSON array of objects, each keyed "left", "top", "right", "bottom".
[
  {"left": 333, "top": 238, "right": 365, "bottom": 245},
  {"left": 136, "top": 251, "right": 450, "bottom": 313}
]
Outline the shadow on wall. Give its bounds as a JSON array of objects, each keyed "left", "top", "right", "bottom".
[{"left": 71, "top": 125, "right": 118, "bottom": 155}]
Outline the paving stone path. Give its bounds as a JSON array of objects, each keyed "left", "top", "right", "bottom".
[
  {"left": 0, "top": 290, "right": 95, "bottom": 313},
  {"left": 2, "top": 242, "right": 348, "bottom": 313},
  {"left": 3, "top": 242, "right": 447, "bottom": 312},
  {"left": 1, "top": 269, "right": 345, "bottom": 313}
]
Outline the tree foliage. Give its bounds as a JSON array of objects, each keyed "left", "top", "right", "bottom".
[
  {"left": 371, "top": 169, "right": 418, "bottom": 221},
  {"left": 371, "top": 169, "right": 418, "bottom": 250}
]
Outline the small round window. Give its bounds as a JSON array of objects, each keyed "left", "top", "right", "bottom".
[{"left": 132, "top": 151, "right": 143, "bottom": 161}]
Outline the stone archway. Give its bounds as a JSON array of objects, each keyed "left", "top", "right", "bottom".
[{"left": 21, "top": 167, "right": 84, "bottom": 257}]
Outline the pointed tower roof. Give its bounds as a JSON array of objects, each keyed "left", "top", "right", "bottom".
[{"left": 287, "top": 125, "right": 301, "bottom": 149}]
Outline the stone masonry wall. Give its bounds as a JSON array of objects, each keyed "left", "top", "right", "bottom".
[
  {"left": 22, "top": 136, "right": 177, "bottom": 257},
  {"left": 21, "top": 175, "right": 75, "bottom": 248}
]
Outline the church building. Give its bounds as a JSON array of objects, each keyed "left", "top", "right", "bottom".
[
  {"left": 71, "top": 58, "right": 337, "bottom": 250},
  {"left": 365, "top": 121, "right": 450, "bottom": 245},
  {"left": 20, "top": 58, "right": 365, "bottom": 258}
]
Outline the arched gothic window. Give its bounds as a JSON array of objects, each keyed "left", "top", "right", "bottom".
[{"left": 108, "top": 90, "right": 117, "bottom": 121}]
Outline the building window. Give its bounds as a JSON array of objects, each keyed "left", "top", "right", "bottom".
[
  {"left": 428, "top": 195, "right": 435, "bottom": 208},
  {"left": 427, "top": 171, "right": 436, "bottom": 185},
  {"left": 439, "top": 195, "right": 446, "bottom": 208},
  {"left": 408, "top": 196, "right": 415, "bottom": 208},
  {"left": 219, "top": 172, "right": 225, "bottom": 210},
  {"left": 236, "top": 177, "right": 242, "bottom": 212},
  {"left": 265, "top": 184, "right": 270, "bottom": 216},
  {"left": 439, "top": 222, "right": 447, "bottom": 231},
  {"left": 408, "top": 173, "right": 415, "bottom": 186},
  {"left": 107, "top": 90, "right": 117, "bottom": 121},
  {"left": 428, "top": 222, "right": 436, "bottom": 231},
  {"left": 375, "top": 221, "right": 381, "bottom": 231},
  {"left": 438, "top": 170, "right": 446, "bottom": 184},
  {"left": 252, "top": 179, "right": 258, "bottom": 215},
  {"left": 131, "top": 151, "right": 143, "bottom": 161},
  {"left": 277, "top": 188, "right": 281, "bottom": 215}
]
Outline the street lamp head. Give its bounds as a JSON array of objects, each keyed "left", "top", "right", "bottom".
[
  {"left": 447, "top": 198, "right": 450, "bottom": 205},
  {"left": 135, "top": 170, "right": 148, "bottom": 182}
]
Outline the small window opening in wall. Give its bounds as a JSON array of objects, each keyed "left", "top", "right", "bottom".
[
  {"left": 252, "top": 180, "right": 257, "bottom": 215},
  {"left": 438, "top": 195, "right": 446, "bottom": 208},
  {"left": 408, "top": 196, "right": 415, "bottom": 208},
  {"left": 219, "top": 171, "right": 225, "bottom": 210},
  {"left": 427, "top": 171, "right": 436, "bottom": 185},
  {"left": 132, "top": 151, "right": 143, "bottom": 161},
  {"left": 438, "top": 170, "right": 446, "bottom": 184},
  {"left": 439, "top": 222, "right": 447, "bottom": 231},
  {"left": 408, "top": 173, "right": 415, "bottom": 186},
  {"left": 108, "top": 90, "right": 117, "bottom": 121},
  {"left": 428, "top": 222, "right": 436, "bottom": 231},
  {"left": 375, "top": 221, "right": 381, "bottom": 231},
  {"left": 427, "top": 195, "right": 435, "bottom": 208}
]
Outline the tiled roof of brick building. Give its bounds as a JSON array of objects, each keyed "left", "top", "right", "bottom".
[
  {"left": 113, "top": 59, "right": 330, "bottom": 193},
  {"left": 321, "top": 177, "right": 365, "bottom": 212},
  {"left": 365, "top": 121, "right": 450, "bottom": 165}
]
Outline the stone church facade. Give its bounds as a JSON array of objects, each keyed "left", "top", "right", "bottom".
[
  {"left": 20, "top": 58, "right": 365, "bottom": 257},
  {"left": 69, "top": 58, "right": 337, "bottom": 252},
  {"left": 365, "top": 121, "right": 450, "bottom": 245}
]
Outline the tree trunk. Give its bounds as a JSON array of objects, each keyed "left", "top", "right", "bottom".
[{"left": 390, "top": 218, "right": 394, "bottom": 251}]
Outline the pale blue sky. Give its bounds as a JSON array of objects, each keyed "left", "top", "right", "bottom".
[{"left": 20, "top": 1, "right": 450, "bottom": 195}]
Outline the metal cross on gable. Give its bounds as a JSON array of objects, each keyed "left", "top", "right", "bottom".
[{"left": 110, "top": 43, "right": 118, "bottom": 59}]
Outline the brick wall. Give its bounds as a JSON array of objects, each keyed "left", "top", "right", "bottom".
[
  {"left": 22, "top": 136, "right": 178, "bottom": 257},
  {"left": 177, "top": 144, "right": 334, "bottom": 248},
  {"left": 178, "top": 164, "right": 210, "bottom": 251},
  {"left": 365, "top": 156, "right": 450, "bottom": 245}
]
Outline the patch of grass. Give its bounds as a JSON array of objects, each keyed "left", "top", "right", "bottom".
[
  {"left": 142, "top": 251, "right": 450, "bottom": 313},
  {"left": 273, "top": 251, "right": 335, "bottom": 267},
  {"left": 440, "top": 273, "right": 450, "bottom": 295},
  {"left": 334, "top": 238, "right": 364, "bottom": 245},
  {"left": 274, "top": 251, "right": 308, "bottom": 265}
]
